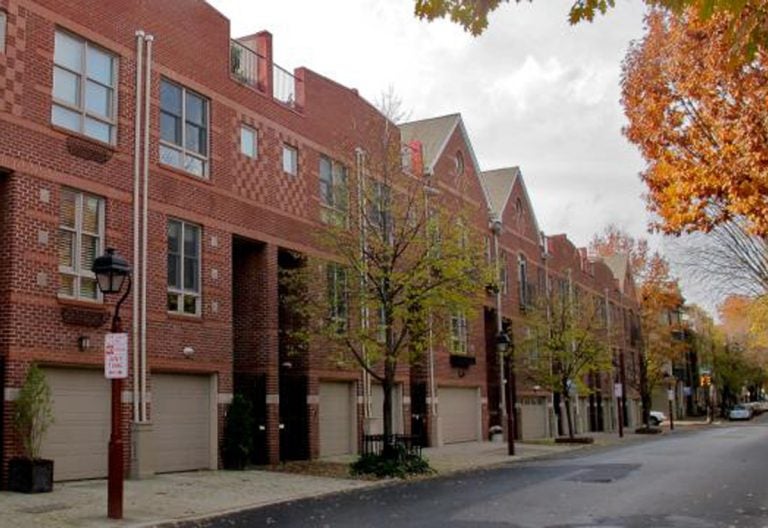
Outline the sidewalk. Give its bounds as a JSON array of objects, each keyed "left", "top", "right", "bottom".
[{"left": 0, "top": 428, "right": 680, "bottom": 528}]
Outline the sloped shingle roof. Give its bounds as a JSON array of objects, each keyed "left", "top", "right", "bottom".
[
  {"left": 601, "top": 253, "right": 630, "bottom": 291},
  {"left": 399, "top": 114, "right": 461, "bottom": 172},
  {"left": 479, "top": 167, "right": 520, "bottom": 221}
]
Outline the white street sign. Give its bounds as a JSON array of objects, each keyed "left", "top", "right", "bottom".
[
  {"left": 105, "top": 333, "right": 128, "bottom": 379},
  {"left": 667, "top": 389, "right": 675, "bottom": 402},
  {"left": 614, "top": 383, "right": 623, "bottom": 398}
]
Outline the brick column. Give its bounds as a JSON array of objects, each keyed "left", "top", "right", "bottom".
[{"left": 257, "top": 243, "right": 280, "bottom": 464}]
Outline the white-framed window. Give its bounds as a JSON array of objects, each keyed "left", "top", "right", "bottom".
[
  {"left": 327, "top": 263, "right": 348, "bottom": 333},
  {"left": 369, "top": 180, "right": 391, "bottom": 231},
  {"left": 51, "top": 30, "right": 117, "bottom": 144},
  {"left": 319, "top": 155, "right": 348, "bottom": 225},
  {"left": 499, "top": 250, "right": 509, "bottom": 295},
  {"left": 167, "top": 219, "right": 201, "bottom": 315},
  {"left": 518, "top": 254, "right": 528, "bottom": 307},
  {"left": 58, "top": 188, "right": 104, "bottom": 301},
  {"left": 282, "top": 144, "right": 298, "bottom": 175},
  {"left": 159, "top": 78, "right": 209, "bottom": 178},
  {"left": 454, "top": 150, "right": 465, "bottom": 176},
  {"left": 0, "top": 11, "right": 7, "bottom": 54},
  {"left": 450, "top": 312, "right": 469, "bottom": 355},
  {"left": 240, "top": 125, "right": 257, "bottom": 158}
]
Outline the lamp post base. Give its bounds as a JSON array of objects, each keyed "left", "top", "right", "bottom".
[
  {"left": 108, "top": 378, "right": 124, "bottom": 519},
  {"left": 130, "top": 421, "right": 155, "bottom": 479}
]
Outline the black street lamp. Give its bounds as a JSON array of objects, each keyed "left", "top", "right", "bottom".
[
  {"left": 496, "top": 331, "right": 515, "bottom": 456},
  {"left": 92, "top": 247, "right": 132, "bottom": 520}
]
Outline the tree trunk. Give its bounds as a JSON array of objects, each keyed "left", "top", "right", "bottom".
[
  {"left": 563, "top": 390, "right": 575, "bottom": 439},
  {"left": 382, "top": 322, "right": 396, "bottom": 459},
  {"left": 639, "top": 352, "right": 651, "bottom": 428}
]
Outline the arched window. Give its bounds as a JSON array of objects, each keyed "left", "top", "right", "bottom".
[{"left": 454, "top": 150, "right": 465, "bottom": 176}]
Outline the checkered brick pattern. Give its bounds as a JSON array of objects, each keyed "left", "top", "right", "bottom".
[
  {"left": 232, "top": 113, "right": 315, "bottom": 220},
  {"left": 0, "top": 2, "right": 26, "bottom": 116}
]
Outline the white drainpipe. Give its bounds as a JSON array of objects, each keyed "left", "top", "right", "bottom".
[
  {"left": 491, "top": 219, "right": 506, "bottom": 426},
  {"left": 132, "top": 30, "right": 145, "bottom": 424},
  {"left": 356, "top": 147, "right": 371, "bottom": 420},
  {"left": 140, "top": 34, "right": 154, "bottom": 422}
]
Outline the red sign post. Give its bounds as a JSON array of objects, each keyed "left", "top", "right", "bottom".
[{"left": 105, "top": 332, "right": 128, "bottom": 519}]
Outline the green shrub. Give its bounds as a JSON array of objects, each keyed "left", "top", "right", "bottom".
[
  {"left": 222, "top": 394, "right": 254, "bottom": 470},
  {"left": 351, "top": 445, "right": 433, "bottom": 478},
  {"left": 14, "top": 364, "right": 53, "bottom": 460}
]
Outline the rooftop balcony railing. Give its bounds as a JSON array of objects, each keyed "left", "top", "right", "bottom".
[
  {"left": 230, "top": 39, "right": 301, "bottom": 109},
  {"left": 272, "top": 63, "right": 298, "bottom": 107},
  {"left": 230, "top": 40, "right": 260, "bottom": 89}
]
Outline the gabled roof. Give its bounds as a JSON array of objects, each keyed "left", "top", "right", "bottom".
[
  {"left": 478, "top": 167, "right": 519, "bottom": 221},
  {"left": 399, "top": 114, "right": 482, "bottom": 178},
  {"left": 479, "top": 167, "right": 541, "bottom": 238},
  {"left": 601, "top": 253, "right": 630, "bottom": 291}
]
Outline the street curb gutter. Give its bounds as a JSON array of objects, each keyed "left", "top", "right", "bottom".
[{"left": 152, "top": 424, "right": 715, "bottom": 528}]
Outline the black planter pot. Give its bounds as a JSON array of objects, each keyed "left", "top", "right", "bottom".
[{"left": 8, "top": 457, "right": 54, "bottom": 493}]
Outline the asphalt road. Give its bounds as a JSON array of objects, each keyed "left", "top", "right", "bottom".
[{"left": 186, "top": 419, "right": 768, "bottom": 528}]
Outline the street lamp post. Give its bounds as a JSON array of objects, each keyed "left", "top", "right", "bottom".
[
  {"left": 92, "top": 248, "right": 132, "bottom": 520},
  {"left": 496, "top": 332, "right": 515, "bottom": 456}
]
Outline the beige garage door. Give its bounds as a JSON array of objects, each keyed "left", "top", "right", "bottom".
[
  {"left": 153, "top": 374, "right": 213, "bottom": 473},
  {"left": 319, "top": 382, "right": 356, "bottom": 457},
  {"left": 371, "top": 384, "right": 403, "bottom": 435},
  {"left": 41, "top": 368, "right": 110, "bottom": 481},
  {"left": 520, "top": 397, "right": 548, "bottom": 440},
  {"left": 439, "top": 387, "right": 480, "bottom": 444}
]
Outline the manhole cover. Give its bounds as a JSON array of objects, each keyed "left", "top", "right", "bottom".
[{"left": 566, "top": 463, "right": 641, "bottom": 483}]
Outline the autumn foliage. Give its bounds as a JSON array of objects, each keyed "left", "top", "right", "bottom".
[
  {"left": 591, "top": 226, "right": 685, "bottom": 425},
  {"left": 622, "top": 8, "right": 768, "bottom": 236},
  {"left": 415, "top": 0, "right": 768, "bottom": 56}
]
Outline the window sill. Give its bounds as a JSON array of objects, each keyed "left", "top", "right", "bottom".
[
  {"left": 51, "top": 124, "right": 118, "bottom": 151},
  {"left": 53, "top": 126, "right": 117, "bottom": 164},
  {"left": 58, "top": 298, "right": 108, "bottom": 328},
  {"left": 167, "top": 311, "right": 204, "bottom": 323},
  {"left": 449, "top": 354, "right": 476, "bottom": 369},
  {"left": 158, "top": 161, "right": 212, "bottom": 184},
  {"left": 57, "top": 295, "right": 104, "bottom": 308}
]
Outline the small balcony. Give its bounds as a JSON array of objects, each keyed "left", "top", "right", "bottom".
[
  {"left": 230, "top": 39, "right": 302, "bottom": 109},
  {"left": 230, "top": 39, "right": 261, "bottom": 89}
]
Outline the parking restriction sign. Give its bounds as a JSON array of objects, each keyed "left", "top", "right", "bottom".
[{"left": 104, "top": 333, "right": 128, "bottom": 379}]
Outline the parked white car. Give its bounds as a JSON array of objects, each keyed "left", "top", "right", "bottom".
[
  {"left": 650, "top": 411, "right": 666, "bottom": 426},
  {"left": 728, "top": 404, "right": 752, "bottom": 421}
]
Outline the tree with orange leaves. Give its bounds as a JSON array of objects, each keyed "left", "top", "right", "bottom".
[
  {"left": 415, "top": 1, "right": 768, "bottom": 60},
  {"left": 591, "top": 225, "right": 686, "bottom": 427},
  {"left": 622, "top": 8, "right": 768, "bottom": 236}
]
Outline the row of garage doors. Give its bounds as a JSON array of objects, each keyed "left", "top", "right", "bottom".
[
  {"left": 40, "top": 368, "right": 214, "bottom": 481},
  {"left": 41, "top": 374, "right": 547, "bottom": 478},
  {"left": 317, "top": 383, "right": 485, "bottom": 456}
]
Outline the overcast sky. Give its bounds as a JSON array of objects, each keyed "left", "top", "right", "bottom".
[{"left": 207, "top": 0, "right": 711, "bottom": 312}]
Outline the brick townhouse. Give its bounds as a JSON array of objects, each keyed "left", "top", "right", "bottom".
[
  {"left": 0, "top": 0, "right": 643, "bottom": 486},
  {"left": 543, "top": 234, "right": 643, "bottom": 435}
]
